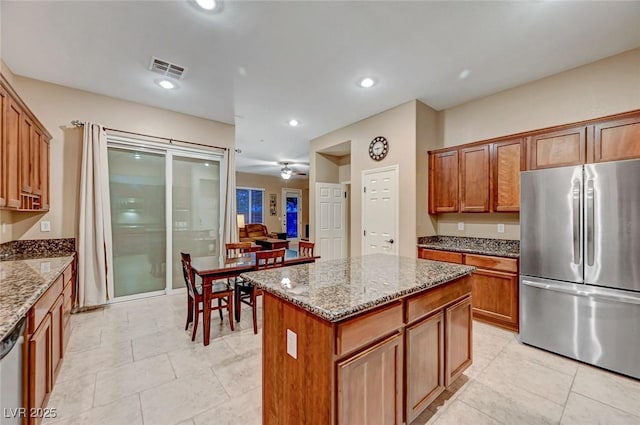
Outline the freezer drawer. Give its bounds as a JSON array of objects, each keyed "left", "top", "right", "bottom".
[{"left": 520, "top": 276, "right": 640, "bottom": 379}]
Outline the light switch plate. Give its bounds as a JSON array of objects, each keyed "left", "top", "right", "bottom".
[
  {"left": 286, "top": 329, "right": 297, "bottom": 359},
  {"left": 40, "top": 221, "right": 51, "bottom": 232},
  {"left": 497, "top": 223, "right": 505, "bottom": 233},
  {"left": 457, "top": 222, "right": 465, "bottom": 231}
]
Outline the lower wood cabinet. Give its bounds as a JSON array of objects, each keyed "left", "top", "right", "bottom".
[
  {"left": 445, "top": 296, "right": 473, "bottom": 386},
  {"left": 26, "top": 258, "right": 75, "bottom": 425},
  {"left": 406, "top": 312, "right": 444, "bottom": 423},
  {"left": 418, "top": 247, "right": 519, "bottom": 332},
  {"left": 337, "top": 333, "right": 403, "bottom": 425}
]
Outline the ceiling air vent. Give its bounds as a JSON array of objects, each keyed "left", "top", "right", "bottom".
[{"left": 148, "top": 57, "right": 186, "bottom": 80}]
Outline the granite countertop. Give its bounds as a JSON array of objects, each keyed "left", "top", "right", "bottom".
[
  {"left": 417, "top": 235, "right": 520, "bottom": 258},
  {"left": 240, "top": 254, "right": 475, "bottom": 322},
  {"left": 0, "top": 255, "right": 74, "bottom": 341}
]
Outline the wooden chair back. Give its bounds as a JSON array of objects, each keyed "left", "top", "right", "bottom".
[
  {"left": 255, "top": 248, "right": 285, "bottom": 270},
  {"left": 180, "top": 252, "right": 197, "bottom": 297},
  {"left": 299, "top": 241, "right": 315, "bottom": 257},
  {"left": 225, "top": 242, "right": 253, "bottom": 257}
]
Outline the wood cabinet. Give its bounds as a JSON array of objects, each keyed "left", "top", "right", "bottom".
[
  {"left": 417, "top": 247, "right": 519, "bottom": 331},
  {"left": 262, "top": 276, "right": 472, "bottom": 425},
  {"left": 459, "top": 145, "right": 490, "bottom": 212},
  {"left": 492, "top": 139, "right": 523, "bottom": 212},
  {"left": 526, "top": 125, "right": 587, "bottom": 170},
  {"left": 26, "top": 258, "right": 75, "bottom": 425},
  {"left": 592, "top": 114, "right": 640, "bottom": 163},
  {"left": 406, "top": 312, "right": 444, "bottom": 423},
  {"left": 337, "top": 333, "right": 403, "bottom": 425},
  {"left": 429, "top": 151, "right": 458, "bottom": 213},
  {"left": 0, "top": 73, "right": 51, "bottom": 211},
  {"left": 445, "top": 296, "right": 472, "bottom": 386}
]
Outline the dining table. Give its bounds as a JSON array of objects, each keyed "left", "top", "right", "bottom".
[{"left": 190, "top": 249, "right": 319, "bottom": 346}]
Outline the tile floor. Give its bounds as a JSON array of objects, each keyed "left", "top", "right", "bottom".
[{"left": 44, "top": 293, "right": 640, "bottom": 425}]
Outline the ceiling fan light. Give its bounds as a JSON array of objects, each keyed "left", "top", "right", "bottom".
[
  {"left": 281, "top": 169, "right": 292, "bottom": 179},
  {"left": 195, "top": 0, "right": 216, "bottom": 10}
]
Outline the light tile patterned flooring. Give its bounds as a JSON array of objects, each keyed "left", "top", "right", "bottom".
[{"left": 45, "top": 293, "right": 640, "bottom": 425}]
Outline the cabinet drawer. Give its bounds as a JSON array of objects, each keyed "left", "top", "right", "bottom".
[
  {"left": 418, "top": 248, "right": 463, "bottom": 264},
  {"left": 407, "top": 276, "right": 471, "bottom": 324},
  {"left": 336, "top": 302, "right": 403, "bottom": 357},
  {"left": 29, "top": 276, "right": 63, "bottom": 333},
  {"left": 463, "top": 254, "right": 518, "bottom": 273}
]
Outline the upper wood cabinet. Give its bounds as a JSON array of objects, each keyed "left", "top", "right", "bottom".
[
  {"left": 526, "top": 125, "right": 587, "bottom": 170},
  {"left": 459, "top": 145, "right": 490, "bottom": 212},
  {"left": 492, "top": 138, "right": 523, "bottom": 212},
  {"left": 428, "top": 150, "right": 459, "bottom": 213},
  {"left": 592, "top": 114, "right": 640, "bottom": 163},
  {"left": 0, "top": 73, "right": 51, "bottom": 211}
]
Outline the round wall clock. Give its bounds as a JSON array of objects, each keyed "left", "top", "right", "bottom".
[{"left": 369, "top": 136, "right": 389, "bottom": 161}]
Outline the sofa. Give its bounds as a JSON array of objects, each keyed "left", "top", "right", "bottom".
[{"left": 239, "top": 223, "right": 276, "bottom": 242}]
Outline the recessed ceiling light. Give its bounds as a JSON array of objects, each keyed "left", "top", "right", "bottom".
[
  {"left": 359, "top": 77, "right": 376, "bottom": 88},
  {"left": 195, "top": 0, "right": 216, "bottom": 10},
  {"left": 288, "top": 119, "right": 299, "bottom": 127},
  {"left": 155, "top": 79, "right": 177, "bottom": 90},
  {"left": 459, "top": 69, "right": 471, "bottom": 80}
]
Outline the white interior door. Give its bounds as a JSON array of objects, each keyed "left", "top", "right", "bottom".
[
  {"left": 282, "top": 188, "right": 302, "bottom": 242},
  {"left": 362, "top": 166, "right": 398, "bottom": 256},
  {"left": 315, "top": 182, "right": 346, "bottom": 261}
]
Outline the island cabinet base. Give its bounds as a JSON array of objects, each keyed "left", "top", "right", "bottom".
[{"left": 262, "top": 275, "right": 472, "bottom": 425}]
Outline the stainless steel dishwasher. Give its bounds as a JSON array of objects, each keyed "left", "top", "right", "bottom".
[{"left": 0, "top": 317, "right": 25, "bottom": 425}]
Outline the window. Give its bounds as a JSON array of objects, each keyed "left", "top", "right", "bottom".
[{"left": 236, "top": 187, "right": 264, "bottom": 224}]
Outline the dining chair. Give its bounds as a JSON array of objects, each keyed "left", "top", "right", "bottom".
[
  {"left": 181, "top": 252, "right": 234, "bottom": 341},
  {"left": 225, "top": 242, "right": 253, "bottom": 257},
  {"left": 299, "top": 240, "right": 315, "bottom": 257},
  {"left": 235, "top": 248, "right": 285, "bottom": 334}
]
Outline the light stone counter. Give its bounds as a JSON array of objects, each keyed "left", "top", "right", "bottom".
[
  {"left": 0, "top": 256, "right": 74, "bottom": 341},
  {"left": 240, "top": 253, "right": 475, "bottom": 322}
]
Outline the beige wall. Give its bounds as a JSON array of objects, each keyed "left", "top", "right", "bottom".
[
  {"left": 416, "top": 101, "right": 439, "bottom": 238},
  {"left": 433, "top": 48, "right": 640, "bottom": 239},
  {"left": 236, "top": 172, "right": 309, "bottom": 237},
  {"left": 1, "top": 68, "right": 234, "bottom": 242},
  {"left": 311, "top": 100, "right": 418, "bottom": 257}
]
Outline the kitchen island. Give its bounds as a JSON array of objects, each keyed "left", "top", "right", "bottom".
[{"left": 240, "top": 254, "right": 475, "bottom": 425}]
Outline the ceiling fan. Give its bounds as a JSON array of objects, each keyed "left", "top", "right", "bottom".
[{"left": 279, "top": 162, "right": 307, "bottom": 179}]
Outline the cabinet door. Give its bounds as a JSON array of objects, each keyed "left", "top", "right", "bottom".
[
  {"left": 337, "top": 333, "right": 402, "bottom": 425},
  {"left": 20, "top": 114, "right": 33, "bottom": 193},
  {"left": 4, "top": 96, "right": 21, "bottom": 208},
  {"left": 51, "top": 294, "right": 64, "bottom": 382},
  {"left": 492, "top": 139, "right": 523, "bottom": 212},
  {"left": 459, "top": 145, "right": 490, "bottom": 212},
  {"left": 469, "top": 269, "right": 518, "bottom": 332},
  {"left": 428, "top": 151, "right": 459, "bottom": 213},
  {"left": 445, "top": 296, "right": 472, "bottom": 387},
  {"left": 0, "top": 86, "right": 5, "bottom": 207},
  {"left": 29, "top": 314, "right": 52, "bottom": 419},
  {"left": 406, "top": 312, "right": 445, "bottom": 423},
  {"left": 32, "top": 127, "right": 43, "bottom": 196},
  {"left": 526, "top": 126, "right": 587, "bottom": 170},
  {"left": 40, "top": 139, "right": 49, "bottom": 210},
  {"left": 592, "top": 115, "right": 640, "bottom": 163}
]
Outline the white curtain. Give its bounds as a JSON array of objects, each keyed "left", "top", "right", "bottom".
[
  {"left": 222, "top": 149, "right": 238, "bottom": 245},
  {"left": 78, "top": 123, "right": 114, "bottom": 308}
]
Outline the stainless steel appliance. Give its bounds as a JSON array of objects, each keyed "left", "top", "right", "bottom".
[
  {"left": 520, "top": 159, "right": 640, "bottom": 379},
  {"left": 0, "top": 318, "right": 25, "bottom": 425}
]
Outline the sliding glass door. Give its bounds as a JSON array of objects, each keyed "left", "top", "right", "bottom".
[
  {"left": 108, "top": 140, "right": 223, "bottom": 300},
  {"left": 109, "top": 148, "right": 166, "bottom": 298}
]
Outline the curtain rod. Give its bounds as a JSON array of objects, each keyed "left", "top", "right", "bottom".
[{"left": 70, "top": 120, "right": 232, "bottom": 152}]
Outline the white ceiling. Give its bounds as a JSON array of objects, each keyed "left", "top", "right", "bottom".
[{"left": 2, "top": 1, "right": 640, "bottom": 177}]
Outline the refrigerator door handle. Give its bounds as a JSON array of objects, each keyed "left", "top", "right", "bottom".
[
  {"left": 586, "top": 179, "right": 595, "bottom": 266},
  {"left": 521, "top": 279, "right": 640, "bottom": 305},
  {"left": 572, "top": 179, "right": 581, "bottom": 265}
]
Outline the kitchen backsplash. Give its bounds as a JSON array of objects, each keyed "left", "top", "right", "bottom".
[{"left": 0, "top": 238, "right": 76, "bottom": 261}]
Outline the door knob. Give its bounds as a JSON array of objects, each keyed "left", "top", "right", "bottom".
[{"left": 384, "top": 239, "right": 394, "bottom": 244}]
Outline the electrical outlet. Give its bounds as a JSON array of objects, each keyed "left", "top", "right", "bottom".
[
  {"left": 457, "top": 222, "right": 465, "bottom": 231},
  {"left": 497, "top": 223, "right": 505, "bottom": 233},
  {"left": 40, "top": 221, "right": 51, "bottom": 232},
  {"left": 286, "top": 329, "right": 297, "bottom": 359},
  {"left": 1, "top": 223, "right": 6, "bottom": 234}
]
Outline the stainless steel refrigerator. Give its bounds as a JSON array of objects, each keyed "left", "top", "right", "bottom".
[{"left": 520, "top": 159, "right": 640, "bottom": 379}]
